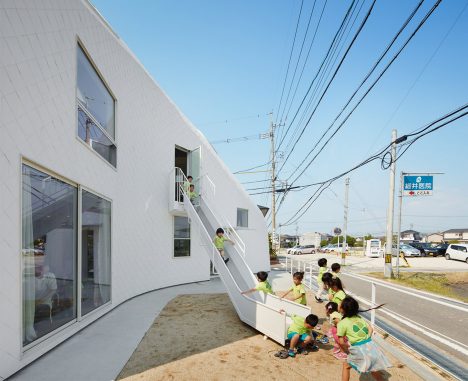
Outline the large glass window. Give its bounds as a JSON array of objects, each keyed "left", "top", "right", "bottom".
[
  {"left": 237, "top": 208, "right": 248, "bottom": 228},
  {"left": 174, "top": 216, "right": 190, "bottom": 257},
  {"left": 81, "top": 191, "right": 111, "bottom": 316},
  {"left": 22, "top": 165, "right": 77, "bottom": 346},
  {"left": 77, "top": 44, "right": 116, "bottom": 166}
]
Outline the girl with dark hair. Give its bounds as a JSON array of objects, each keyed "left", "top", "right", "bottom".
[
  {"left": 280, "top": 271, "right": 307, "bottom": 305},
  {"left": 328, "top": 277, "right": 346, "bottom": 306},
  {"left": 325, "top": 302, "right": 348, "bottom": 359},
  {"left": 337, "top": 296, "right": 390, "bottom": 381}
]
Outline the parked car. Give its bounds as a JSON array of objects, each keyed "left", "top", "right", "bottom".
[
  {"left": 408, "top": 242, "right": 432, "bottom": 256},
  {"left": 324, "top": 244, "right": 337, "bottom": 253},
  {"left": 295, "top": 245, "right": 316, "bottom": 255},
  {"left": 287, "top": 245, "right": 300, "bottom": 255},
  {"left": 392, "top": 244, "right": 421, "bottom": 257},
  {"left": 319, "top": 244, "right": 331, "bottom": 253},
  {"left": 445, "top": 244, "right": 468, "bottom": 263},
  {"left": 424, "top": 243, "right": 449, "bottom": 257},
  {"left": 289, "top": 246, "right": 304, "bottom": 255}
]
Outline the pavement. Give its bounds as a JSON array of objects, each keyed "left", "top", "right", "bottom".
[
  {"left": 9, "top": 279, "right": 226, "bottom": 381},
  {"left": 280, "top": 253, "right": 468, "bottom": 380}
]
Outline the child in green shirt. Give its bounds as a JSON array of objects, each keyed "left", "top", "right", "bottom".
[
  {"left": 241, "top": 271, "right": 274, "bottom": 295},
  {"left": 277, "top": 311, "right": 319, "bottom": 358},
  {"left": 213, "top": 227, "right": 234, "bottom": 264},
  {"left": 331, "top": 262, "right": 341, "bottom": 279},
  {"left": 315, "top": 258, "right": 328, "bottom": 303},
  {"left": 188, "top": 184, "right": 199, "bottom": 205},
  {"left": 337, "top": 296, "right": 390, "bottom": 380},
  {"left": 281, "top": 271, "right": 307, "bottom": 305}
]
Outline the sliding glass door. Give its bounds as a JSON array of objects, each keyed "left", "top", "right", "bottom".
[
  {"left": 22, "top": 165, "right": 77, "bottom": 346},
  {"left": 81, "top": 190, "right": 111, "bottom": 315},
  {"left": 22, "top": 164, "right": 112, "bottom": 347}
]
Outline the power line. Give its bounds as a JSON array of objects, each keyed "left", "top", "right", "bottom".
[
  {"left": 280, "top": 103, "right": 468, "bottom": 225},
  {"left": 277, "top": 0, "right": 377, "bottom": 176},
  {"left": 233, "top": 161, "right": 271, "bottom": 174},
  {"left": 210, "top": 132, "right": 269, "bottom": 145},
  {"left": 277, "top": 0, "right": 317, "bottom": 126},
  {"left": 275, "top": 0, "right": 357, "bottom": 153},
  {"left": 286, "top": 0, "right": 432, "bottom": 185},
  {"left": 275, "top": 0, "right": 304, "bottom": 125}
]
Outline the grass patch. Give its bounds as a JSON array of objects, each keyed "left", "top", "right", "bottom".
[{"left": 365, "top": 272, "right": 468, "bottom": 303}]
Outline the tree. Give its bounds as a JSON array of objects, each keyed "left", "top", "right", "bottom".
[
  {"left": 268, "top": 233, "right": 277, "bottom": 259},
  {"left": 320, "top": 240, "right": 329, "bottom": 247},
  {"left": 331, "top": 235, "right": 356, "bottom": 247}
]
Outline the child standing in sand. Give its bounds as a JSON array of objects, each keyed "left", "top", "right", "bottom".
[
  {"left": 281, "top": 271, "right": 307, "bottom": 305},
  {"left": 213, "top": 228, "right": 234, "bottom": 264},
  {"left": 241, "top": 271, "right": 274, "bottom": 295},
  {"left": 315, "top": 258, "right": 328, "bottom": 303},
  {"left": 327, "top": 278, "right": 346, "bottom": 306},
  {"left": 338, "top": 296, "right": 390, "bottom": 381},
  {"left": 325, "top": 301, "right": 348, "bottom": 359}
]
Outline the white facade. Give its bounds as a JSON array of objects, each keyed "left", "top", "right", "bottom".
[
  {"left": 0, "top": 1, "right": 269, "bottom": 378},
  {"left": 299, "top": 232, "right": 326, "bottom": 247},
  {"left": 443, "top": 229, "right": 468, "bottom": 243}
]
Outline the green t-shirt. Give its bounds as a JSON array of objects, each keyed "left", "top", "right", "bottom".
[
  {"left": 255, "top": 281, "right": 274, "bottom": 294},
  {"left": 317, "top": 266, "right": 327, "bottom": 283},
  {"left": 337, "top": 316, "right": 371, "bottom": 345},
  {"left": 288, "top": 314, "right": 309, "bottom": 335},
  {"left": 184, "top": 181, "right": 192, "bottom": 192},
  {"left": 188, "top": 190, "right": 198, "bottom": 200},
  {"left": 290, "top": 283, "right": 307, "bottom": 305},
  {"left": 328, "top": 288, "right": 336, "bottom": 297},
  {"left": 332, "top": 290, "right": 346, "bottom": 305},
  {"left": 331, "top": 271, "right": 340, "bottom": 279},
  {"left": 213, "top": 235, "right": 227, "bottom": 249}
]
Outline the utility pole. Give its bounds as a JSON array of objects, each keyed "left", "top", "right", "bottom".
[
  {"left": 342, "top": 178, "right": 350, "bottom": 265},
  {"left": 270, "top": 115, "right": 277, "bottom": 250},
  {"left": 384, "top": 129, "right": 397, "bottom": 278}
]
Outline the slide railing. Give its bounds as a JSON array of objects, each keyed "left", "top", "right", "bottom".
[{"left": 179, "top": 182, "right": 287, "bottom": 344}]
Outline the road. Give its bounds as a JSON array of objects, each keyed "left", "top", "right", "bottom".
[{"left": 280, "top": 255, "right": 468, "bottom": 380}]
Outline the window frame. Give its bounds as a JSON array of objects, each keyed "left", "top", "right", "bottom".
[
  {"left": 173, "top": 215, "right": 191, "bottom": 258},
  {"left": 75, "top": 39, "right": 118, "bottom": 169},
  {"left": 20, "top": 158, "right": 113, "bottom": 352},
  {"left": 236, "top": 208, "right": 249, "bottom": 229}
]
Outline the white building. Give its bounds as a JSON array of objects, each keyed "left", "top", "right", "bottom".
[
  {"left": 299, "top": 232, "right": 327, "bottom": 248},
  {"left": 0, "top": 1, "right": 270, "bottom": 378},
  {"left": 443, "top": 229, "right": 468, "bottom": 243}
]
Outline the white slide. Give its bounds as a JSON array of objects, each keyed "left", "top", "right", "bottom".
[{"left": 182, "top": 194, "right": 311, "bottom": 345}]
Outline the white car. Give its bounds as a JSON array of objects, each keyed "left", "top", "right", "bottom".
[
  {"left": 445, "top": 244, "right": 468, "bottom": 263},
  {"left": 287, "top": 245, "right": 301, "bottom": 254},
  {"left": 295, "top": 245, "right": 316, "bottom": 255},
  {"left": 392, "top": 244, "right": 421, "bottom": 257}
]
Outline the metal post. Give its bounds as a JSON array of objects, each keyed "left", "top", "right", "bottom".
[
  {"left": 270, "top": 117, "right": 277, "bottom": 251},
  {"left": 371, "top": 282, "right": 376, "bottom": 326},
  {"left": 384, "top": 130, "right": 397, "bottom": 278},
  {"left": 396, "top": 171, "right": 404, "bottom": 278},
  {"left": 343, "top": 178, "right": 350, "bottom": 265}
]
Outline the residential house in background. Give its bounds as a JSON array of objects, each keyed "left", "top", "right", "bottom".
[
  {"left": 400, "top": 229, "right": 422, "bottom": 242},
  {"left": 443, "top": 229, "right": 468, "bottom": 243},
  {"left": 424, "top": 232, "right": 444, "bottom": 243}
]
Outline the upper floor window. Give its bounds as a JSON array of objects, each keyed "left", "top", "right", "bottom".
[
  {"left": 77, "top": 44, "right": 116, "bottom": 166},
  {"left": 237, "top": 208, "right": 248, "bottom": 228}
]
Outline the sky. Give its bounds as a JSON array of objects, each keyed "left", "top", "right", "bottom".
[{"left": 92, "top": 0, "right": 468, "bottom": 237}]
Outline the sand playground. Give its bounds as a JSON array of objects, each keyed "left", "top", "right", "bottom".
[{"left": 117, "top": 292, "right": 430, "bottom": 381}]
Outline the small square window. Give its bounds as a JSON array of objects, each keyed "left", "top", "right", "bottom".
[{"left": 237, "top": 208, "right": 248, "bottom": 228}]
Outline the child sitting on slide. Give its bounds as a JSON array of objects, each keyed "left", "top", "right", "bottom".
[{"left": 241, "top": 271, "right": 274, "bottom": 295}]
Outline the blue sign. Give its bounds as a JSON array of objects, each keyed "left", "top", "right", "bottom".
[{"left": 403, "top": 175, "right": 433, "bottom": 196}]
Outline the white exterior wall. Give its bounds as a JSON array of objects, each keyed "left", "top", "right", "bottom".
[
  {"left": 299, "top": 232, "right": 324, "bottom": 247},
  {"left": 0, "top": 1, "right": 269, "bottom": 378}
]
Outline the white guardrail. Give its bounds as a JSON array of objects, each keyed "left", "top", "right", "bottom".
[{"left": 284, "top": 255, "right": 468, "bottom": 359}]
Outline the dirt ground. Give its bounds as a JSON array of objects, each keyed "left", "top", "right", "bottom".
[{"left": 116, "top": 291, "right": 430, "bottom": 381}]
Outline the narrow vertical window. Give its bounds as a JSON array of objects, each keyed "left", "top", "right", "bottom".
[
  {"left": 22, "top": 165, "right": 77, "bottom": 346},
  {"left": 174, "top": 216, "right": 190, "bottom": 257},
  {"left": 237, "top": 208, "right": 248, "bottom": 228},
  {"left": 81, "top": 190, "right": 111, "bottom": 315},
  {"left": 77, "top": 44, "right": 116, "bottom": 166}
]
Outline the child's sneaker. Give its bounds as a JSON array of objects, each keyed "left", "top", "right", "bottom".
[
  {"left": 333, "top": 351, "right": 348, "bottom": 360},
  {"left": 309, "top": 344, "right": 319, "bottom": 352},
  {"left": 315, "top": 296, "right": 323, "bottom": 303},
  {"left": 296, "top": 347, "right": 309, "bottom": 355},
  {"left": 317, "top": 335, "right": 329, "bottom": 344},
  {"left": 288, "top": 349, "right": 296, "bottom": 358},
  {"left": 333, "top": 346, "right": 341, "bottom": 354},
  {"left": 224, "top": 258, "right": 230, "bottom": 264}
]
